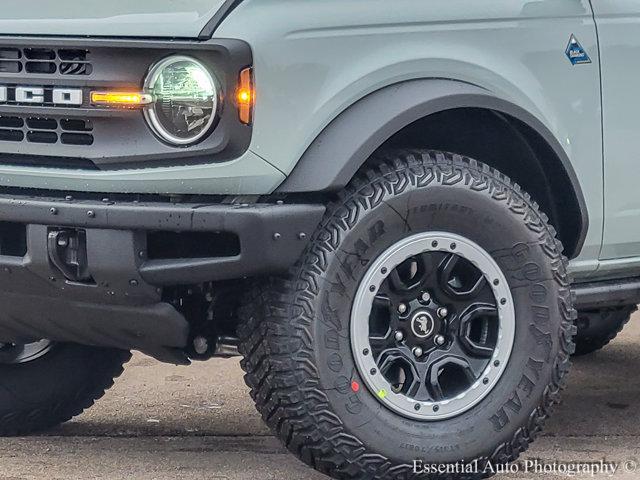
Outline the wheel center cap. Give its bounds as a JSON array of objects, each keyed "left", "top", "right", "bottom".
[{"left": 411, "top": 311, "right": 435, "bottom": 339}]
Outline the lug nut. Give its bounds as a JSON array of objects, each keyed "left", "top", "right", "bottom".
[
  {"left": 434, "top": 335, "right": 446, "bottom": 346},
  {"left": 394, "top": 331, "right": 404, "bottom": 342},
  {"left": 421, "top": 292, "right": 431, "bottom": 303},
  {"left": 413, "top": 347, "right": 423, "bottom": 358},
  {"left": 398, "top": 303, "right": 407, "bottom": 314},
  {"left": 437, "top": 307, "right": 448, "bottom": 318}
]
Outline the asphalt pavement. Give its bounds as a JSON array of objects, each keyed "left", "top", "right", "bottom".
[{"left": 2, "top": 316, "right": 640, "bottom": 479}]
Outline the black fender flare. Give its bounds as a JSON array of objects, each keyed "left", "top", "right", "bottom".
[{"left": 276, "top": 78, "right": 588, "bottom": 255}]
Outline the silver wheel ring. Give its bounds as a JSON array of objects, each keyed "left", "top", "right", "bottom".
[
  {"left": 350, "top": 232, "right": 515, "bottom": 421},
  {"left": 0, "top": 340, "right": 54, "bottom": 364}
]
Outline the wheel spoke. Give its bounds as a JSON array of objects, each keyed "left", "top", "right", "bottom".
[
  {"left": 458, "top": 303, "right": 500, "bottom": 359},
  {"left": 388, "top": 269, "right": 408, "bottom": 292},
  {"left": 369, "top": 295, "right": 394, "bottom": 340},
  {"left": 439, "top": 253, "right": 490, "bottom": 302},
  {"left": 387, "top": 256, "right": 427, "bottom": 294},
  {"left": 427, "top": 354, "right": 476, "bottom": 401},
  {"left": 446, "top": 338, "right": 490, "bottom": 378},
  {"left": 378, "top": 347, "right": 419, "bottom": 395}
]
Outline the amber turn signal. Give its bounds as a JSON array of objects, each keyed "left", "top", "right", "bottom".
[
  {"left": 91, "top": 91, "right": 153, "bottom": 107},
  {"left": 236, "top": 67, "right": 254, "bottom": 124}
]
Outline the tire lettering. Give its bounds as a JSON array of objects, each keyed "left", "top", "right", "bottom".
[
  {"left": 489, "top": 408, "right": 510, "bottom": 431},
  {"left": 345, "top": 394, "right": 363, "bottom": 415},
  {"left": 327, "top": 353, "right": 344, "bottom": 373},
  {"left": 529, "top": 324, "right": 553, "bottom": 361},
  {"left": 529, "top": 283, "right": 548, "bottom": 303},
  {"left": 368, "top": 220, "right": 386, "bottom": 244},
  {"left": 324, "top": 329, "right": 340, "bottom": 351},
  {"left": 531, "top": 305, "right": 551, "bottom": 326},
  {"left": 489, "top": 356, "right": 544, "bottom": 431},
  {"left": 517, "top": 373, "right": 536, "bottom": 398},
  {"left": 525, "top": 357, "right": 544, "bottom": 381}
]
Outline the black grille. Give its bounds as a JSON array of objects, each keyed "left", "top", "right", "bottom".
[
  {"left": 0, "top": 115, "right": 93, "bottom": 146},
  {"left": 0, "top": 48, "right": 92, "bottom": 76}
]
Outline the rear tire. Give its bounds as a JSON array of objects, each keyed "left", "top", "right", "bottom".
[
  {"left": 574, "top": 306, "right": 636, "bottom": 356},
  {"left": 0, "top": 342, "right": 131, "bottom": 435},
  {"left": 239, "top": 150, "right": 576, "bottom": 479}
]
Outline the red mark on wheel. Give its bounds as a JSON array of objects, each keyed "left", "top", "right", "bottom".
[{"left": 351, "top": 381, "right": 360, "bottom": 393}]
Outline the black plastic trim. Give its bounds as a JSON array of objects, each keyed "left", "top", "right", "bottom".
[
  {"left": 199, "top": 0, "right": 245, "bottom": 40},
  {"left": 574, "top": 277, "right": 640, "bottom": 310},
  {"left": 0, "top": 193, "right": 326, "bottom": 285},
  {"left": 277, "top": 79, "right": 589, "bottom": 258},
  {"left": 0, "top": 195, "right": 326, "bottom": 362}
]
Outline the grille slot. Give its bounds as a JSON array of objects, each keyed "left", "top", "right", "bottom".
[
  {"left": 26, "top": 62, "right": 56, "bottom": 74},
  {"left": 0, "top": 116, "right": 23, "bottom": 128},
  {"left": 60, "top": 118, "right": 92, "bottom": 132},
  {"left": 0, "top": 61, "right": 21, "bottom": 73},
  {"left": 27, "top": 117, "right": 57, "bottom": 130},
  {"left": 24, "top": 48, "right": 55, "bottom": 60},
  {"left": 0, "top": 49, "right": 20, "bottom": 60},
  {"left": 0, "top": 115, "right": 93, "bottom": 146},
  {"left": 0, "top": 130, "right": 23, "bottom": 142},
  {"left": 27, "top": 130, "right": 57, "bottom": 144},
  {"left": 60, "top": 133, "right": 93, "bottom": 146},
  {"left": 0, "top": 48, "right": 91, "bottom": 76}
]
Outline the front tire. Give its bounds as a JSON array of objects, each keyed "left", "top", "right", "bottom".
[
  {"left": 0, "top": 342, "right": 131, "bottom": 435},
  {"left": 239, "top": 151, "right": 576, "bottom": 479}
]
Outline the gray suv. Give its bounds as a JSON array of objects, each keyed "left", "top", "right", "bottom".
[{"left": 0, "top": 1, "right": 636, "bottom": 479}]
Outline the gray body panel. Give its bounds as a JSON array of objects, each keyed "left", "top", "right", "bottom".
[
  {"left": 590, "top": 2, "right": 640, "bottom": 278},
  {"left": 0, "top": 1, "right": 227, "bottom": 38},
  {"left": 0, "top": 0, "right": 620, "bottom": 277}
]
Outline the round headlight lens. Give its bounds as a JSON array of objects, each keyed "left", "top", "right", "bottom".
[{"left": 144, "top": 56, "right": 219, "bottom": 146}]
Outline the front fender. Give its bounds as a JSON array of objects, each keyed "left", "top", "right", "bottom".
[{"left": 277, "top": 79, "right": 583, "bottom": 202}]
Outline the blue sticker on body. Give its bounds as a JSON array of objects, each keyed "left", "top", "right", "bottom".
[{"left": 566, "top": 34, "right": 591, "bottom": 65}]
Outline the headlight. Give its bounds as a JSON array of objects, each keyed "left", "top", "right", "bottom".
[{"left": 143, "top": 55, "right": 219, "bottom": 146}]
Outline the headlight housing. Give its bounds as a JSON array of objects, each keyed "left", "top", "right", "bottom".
[{"left": 143, "top": 55, "right": 219, "bottom": 146}]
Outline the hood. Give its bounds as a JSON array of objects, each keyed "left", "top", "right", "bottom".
[{"left": 0, "top": 0, "right": 232, "bottom": 39}]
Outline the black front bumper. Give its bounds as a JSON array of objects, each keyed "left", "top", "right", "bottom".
[{"left": 0, "top": 193, "right": 325, "bottom": 362}]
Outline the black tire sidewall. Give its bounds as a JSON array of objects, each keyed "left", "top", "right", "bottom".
[
  {"left": 300, "top": 159, "right": 567, "bottom": 464},
  {"left": 0, "top": 343, "right": 129, "bottom": 431}
]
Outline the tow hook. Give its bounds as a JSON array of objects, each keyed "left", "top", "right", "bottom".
[{"left": 47, "top": 229, "right": 93, "bottom": 283}]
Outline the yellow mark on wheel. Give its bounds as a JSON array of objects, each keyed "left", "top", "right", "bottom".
[{"left": 377, "top": 389, "right": 387, "bottom": 399}]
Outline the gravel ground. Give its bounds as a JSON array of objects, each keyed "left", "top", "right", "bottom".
[{"left": 1, "top": 315, "right": 640, "bottom": 479}]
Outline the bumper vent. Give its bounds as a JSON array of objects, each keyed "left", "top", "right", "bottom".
[
  {"left": 0, "top": 48, "right": 92, "bottom": 76},
  {"left": 0, "top": 115, "right": 93, "bottom": 146}
]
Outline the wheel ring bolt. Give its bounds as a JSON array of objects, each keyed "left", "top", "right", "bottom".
[
  {"left": 421, "top": 292, "right": 431, "bottom": 303},
  {"left": 394, "top": 331, "right": 404, "bottom": 342},
  {"left": 413, "top": 347, "right": 423, "bottom": 358},
  {"left": 398, "top": 303, "right": 408, "bottom": 314},
  {"left": 437, "top": 307, "right": 448, "bottom": 318},
  {"left": 434, "top": 335, "right": 446, "bottom": 346}
]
